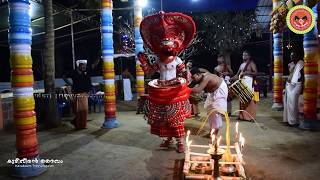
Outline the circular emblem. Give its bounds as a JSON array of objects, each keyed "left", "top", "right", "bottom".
[{"left": 286, "top": 5, "right": 315, "bottom": 34}]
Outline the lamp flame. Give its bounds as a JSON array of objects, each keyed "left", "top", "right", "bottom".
[
  {"left": 217, "top": 136, "right": 222, "bottom": 147},
  {"left": 186, "top": 130, "right": 190, "bottom": 143},
  {"left": 210, "top": 129, "right": 215, "bottom": 137},
  {"left": 241, "top": 137, "right": 245, "bottom": 148},
  {"left": 235, "top": 122, "right": 239, "bottom": 134},
  {"left": 211, "top": 134, "right": 215, "bottom": 145},
  {"left": 187, "top": 140, "right": 192, "bottom": 147}
]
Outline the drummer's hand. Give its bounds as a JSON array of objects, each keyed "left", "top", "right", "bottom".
[
  {"left": 239, "top": 72, "right": 244, "bottom": 77},
  {"left": 222, "top": 72, "right": 229, "bottom": 76},
  {"left": 230, "top": 76, "right": 237, "bottom": 82}
]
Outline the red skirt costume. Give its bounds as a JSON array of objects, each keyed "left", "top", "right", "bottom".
[
  {"left": 139, "top": 11, "right": 196, "bottom": 138},
  {"left": 145, "top": 78, "right": 191, "bottom": 137}
]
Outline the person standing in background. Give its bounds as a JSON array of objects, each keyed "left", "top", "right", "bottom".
[
  {"left": 63, "top": 58, "right": 100, "bottom": 130},
  {"left": 214, "top": 54, "right": 233, "bottom": 84},
  {"left": 232, "top": 50, "right": 258, "bottom": 121},
  {"left": 214, "top": 54, "right": 233, "bottom": 115},
  {"left": 283, "top": 52, "right": 304, "bottom": 126},
  {"left": 121, "top": 68, "right": 134, "bottom": 101}
]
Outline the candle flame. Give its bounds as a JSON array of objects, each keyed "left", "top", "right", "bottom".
[
  {"left": 241, "top": 137, "right": 245, "bottom": 148},
  {"left": 235, "top": 122, "right": 239, "bottom": 134},
  {"left": 210, "top": 129, "right": 215, "bottom": 137},
  {"left": 186, "top": 130, "right": 190, "bottom": 143},
  {"left": 217, "top": 136, "right": 222, "bottom": 147},
  {"left": 211, "top": 134, "right": 215, "bottom": 145}
]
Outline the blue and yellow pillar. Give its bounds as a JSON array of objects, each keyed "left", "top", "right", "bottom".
[
  {"left": 134, "top": 0, "right": 145, "bottom": 97},
  {"left": 8, "top": 0, "right": 46, "bottom": 177},
  {"left": 300, "top": 3, "right": 319, "bottom": 129},
  {"left": 101, "top": 0, "right": 119, "bottom": 128},
  {"left": 272, "top": 0, "right": 284, "bottom": 111}
]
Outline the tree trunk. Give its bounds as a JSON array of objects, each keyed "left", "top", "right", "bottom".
[{"left": 43, "top": 0, "right": 60, "bottom": 127}]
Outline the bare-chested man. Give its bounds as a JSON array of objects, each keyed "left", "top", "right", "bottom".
[{"left": 190, "top": 67, "right": 228, "bottom": 136}]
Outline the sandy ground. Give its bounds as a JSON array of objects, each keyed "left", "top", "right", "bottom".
[{"left": 0, "top": 96, "right": 319, "bottom": 180}]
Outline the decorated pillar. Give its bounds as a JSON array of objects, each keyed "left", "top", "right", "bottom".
[
  {"left": 134, "top": 1, "right": 145, "bottom": 97},
  {"left": 300, "top": 3, "right": 319, "bottom": 129},
  {"left": 101, "top": 0, "right": 118, "bottom": 128},
  {"left": 318, "top": 4, "right": 320, "bottom": 118},
  {"left": 271, "top": 0, "right": 284, "bottom": 111},
  {"left": 272, "top": 32, "right": 284, "bottom": 111},
  {"left": 8, "top": 0, "right": 45, "bottom": 177}
]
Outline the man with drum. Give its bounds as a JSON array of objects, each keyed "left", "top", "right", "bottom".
[
  {"left": 232, "top": 50, "right": 258, "bottom": 121},
  {"left": 190, "top": 67, "right": 228, "bottom": 136}
]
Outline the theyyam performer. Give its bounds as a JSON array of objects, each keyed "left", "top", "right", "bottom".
[{"left": 138, "top": 11, "right": 196, "bottom": 153}]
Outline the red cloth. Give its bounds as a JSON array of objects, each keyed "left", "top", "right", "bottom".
[
  {"left": 144, "top": 79, "right": 191, "bottom": 138},
  {"left": 73, "top": 93, "right": 88, "bottom": 129},
  {"left": 151, "top": 122, "right": 185, "bottom": 138},
  {"left": 146, "top": 99, "right": 191, "bottom": 137}
]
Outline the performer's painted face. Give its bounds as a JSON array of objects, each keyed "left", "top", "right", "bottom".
[
  {"left": 159, "top": 36, "right": 182, "bottom": 57},
  {"left": 242, "top": 52, "right": 250, "bottom": 61}
]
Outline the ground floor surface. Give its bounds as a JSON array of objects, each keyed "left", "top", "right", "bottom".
[{"left": 0, "top": 96, "right": 319, "bottom": 180}]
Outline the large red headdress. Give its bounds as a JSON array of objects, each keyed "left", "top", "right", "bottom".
[{"left": 140, "top": 11, "right": 196, "bottom": 57}]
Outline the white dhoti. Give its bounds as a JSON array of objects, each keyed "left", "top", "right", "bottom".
[
  {"left": 283, "top": 60, "right": 304, "bottom": 125},
  {"left": 204, "top": 81, "right": 228, "bottom": 129},
  {"left": 241, "top": 76, "right": 253, "bottom": 91},
  {"left": 283, "top": 82, "right": 302, "bottom": 125},
  {"left": 123, "top": 78, "right": 133, "bottom": 101}
]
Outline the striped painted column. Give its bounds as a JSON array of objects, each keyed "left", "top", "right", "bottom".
[
  {"left": 271, "top": 0, "right": 284, "bottom": 111},
  {"left": 101, "top": 0, "right": 118, "bottom": 128},
  {"left": 300, "top": 3, "right": 319, "bottom": 129},
  {"left": 134, "top": 1, "right": 145, "bottom": 97},
  {"left": 272, "top": 32, "right": 283, "bottom": 111},
  {"left": 8, "top": 0, "right": 46, "bottom": 177},
  {"left": 318, "top": 4, "right": 320, "bottom": 117}
]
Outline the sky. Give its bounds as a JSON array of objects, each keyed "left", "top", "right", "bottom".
[{"left": 148, "top": 0, "right": 260, "bottom": 12}]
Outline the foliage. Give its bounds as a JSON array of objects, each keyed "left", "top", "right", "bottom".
[
  {"left": 191, "top": 10, "right": 259, "bottom": 53},
  {"left": 117, "top": 21, "right": 135, "bottom": 54}
]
